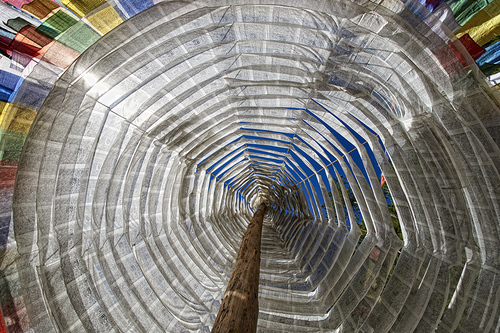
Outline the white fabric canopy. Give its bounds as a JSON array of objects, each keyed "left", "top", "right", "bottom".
[{"left": 4, "top": 0, "right": 500, "bottom": 332}]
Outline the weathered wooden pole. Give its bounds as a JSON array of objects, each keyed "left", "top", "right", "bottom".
[{"left": 212, "top": 201, "right": 268, "bottom": 333}]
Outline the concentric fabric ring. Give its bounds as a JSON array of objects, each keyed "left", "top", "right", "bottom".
[{"left": 10, "top": 0, "right": 500, "bottom": 332}]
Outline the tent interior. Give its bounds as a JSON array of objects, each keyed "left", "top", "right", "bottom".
[{"left": 1, "top": 0, "right": 500, "bottom": 332}]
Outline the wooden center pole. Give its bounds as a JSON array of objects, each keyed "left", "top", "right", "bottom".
[{"left": 212, "top": 201, "right": 268, "bottom": 333}]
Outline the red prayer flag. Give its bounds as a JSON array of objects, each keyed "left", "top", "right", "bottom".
[{"left": 459, "top": 33, "right": 486, "bottom": 61}]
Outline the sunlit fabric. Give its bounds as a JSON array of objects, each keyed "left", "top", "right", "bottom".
[
  {"left": 478, "top": 40, "right": 500, "bottom": 75},
  {"left": 1, "top": 0, "right": 500, "bottom": 332},
  {"left": 21, "top": 0, "right": 60, "bottom": 20},
  {"left": 455, "top": 0, "right": 500, "bottom": 46},
  {"left": 450, "top": 0, "right": 496, "bottom": 26}
]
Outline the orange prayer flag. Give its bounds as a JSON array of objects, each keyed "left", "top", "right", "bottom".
[{"left": 380, "top": 174, "right": 386, "bottom": 187}]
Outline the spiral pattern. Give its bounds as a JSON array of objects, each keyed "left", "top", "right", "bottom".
[{"left": 10, "top": 1, "right": 500, "bottom": 332}]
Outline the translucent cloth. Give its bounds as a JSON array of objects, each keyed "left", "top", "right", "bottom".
[{"left": 2, "top": 1, "right": 500, "bottom": 332}]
